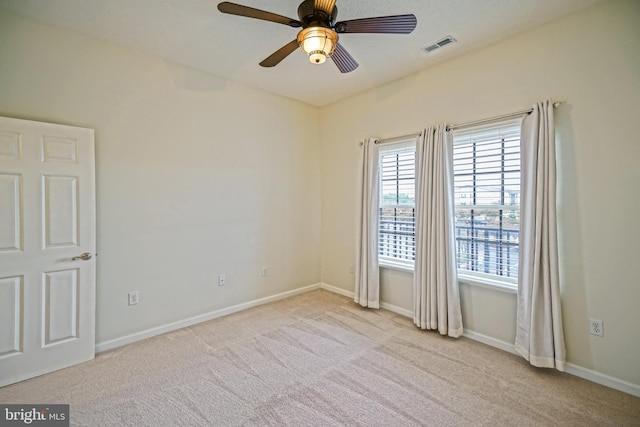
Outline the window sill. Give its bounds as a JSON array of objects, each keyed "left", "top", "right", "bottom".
[
  {"left": 458, "top": 274, "right": 518, "bottom": 294},
  {"left": 376, "top": 263, "right": 518, "bottom": 294},
  {"left": 379, "top": 261, "right": 414, "bottom": 274}
]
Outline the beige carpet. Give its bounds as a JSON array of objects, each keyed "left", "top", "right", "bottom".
[{"left": 1, "top": 290, "right": 638, "bottom": 426}]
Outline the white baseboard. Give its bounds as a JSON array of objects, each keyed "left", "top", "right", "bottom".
[
  {"left": 565, "top": 363, "right": 640, "bottom": 397},
  {"left": 319, "top": 282, "right": 354, "bottom": 298},
  {"left": 380, "top": 302, "right": 413, "bottom": 318},
  {"left": 95, "top": 283, "right": 322, "bottom": 354},
  {"left": 462, "top": 329, "right": 519, "bottom": 355},
  {"left": 319, "top": 282, "right": 414, "bottom": 318}
]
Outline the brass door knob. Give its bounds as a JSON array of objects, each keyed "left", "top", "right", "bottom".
[{"left": 72, "top": 252, "right": 92, "bottom": 261}]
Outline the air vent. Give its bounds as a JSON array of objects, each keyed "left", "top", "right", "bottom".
[{"left": 421, "top": 35, "right": 457, "bottom": 53}]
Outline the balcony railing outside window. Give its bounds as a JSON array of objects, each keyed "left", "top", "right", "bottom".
[
  {"left": 379, "top": 207, "right": 415, "bottom": 263},
  {"left": 378, "top": 208, "right": 519, "bottom": 280},
  {"left": 455, "top": 224, "right": 519, "bottom": 279}
]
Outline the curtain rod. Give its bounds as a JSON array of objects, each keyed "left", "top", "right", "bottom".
[
  {"left": 377, "top": 132, "right": 422, "bottom": 145},
  {"left": 447, "top": 101, "right": 562, "bottom": 132},
  {"left": 357, "top": 101, "right": 562, "bottom": 146},
  {"left": 357, "top": 132, "right": 421, "bottom": 146}
]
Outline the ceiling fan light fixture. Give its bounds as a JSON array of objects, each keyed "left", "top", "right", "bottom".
[{"left": 297, "top": 26, "right": 338, "bottom": 64}]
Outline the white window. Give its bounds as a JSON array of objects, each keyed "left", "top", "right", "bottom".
[
  {"left": 378, "top": 140, "right": 416, "bottom": 270},
  {"left": 452, "top": 120, "right": 521, "bottom": 288}
]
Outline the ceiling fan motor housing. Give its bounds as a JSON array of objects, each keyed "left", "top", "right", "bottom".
[{"left": 297, "top": 0, "right": 337, "bottom": 28}]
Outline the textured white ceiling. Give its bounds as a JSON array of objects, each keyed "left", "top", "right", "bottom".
[{"left": 0, "top": 0, "right": 605, "bottom": 106}]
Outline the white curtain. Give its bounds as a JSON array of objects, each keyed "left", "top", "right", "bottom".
[
  {"left": 413, "top": 125, "right": 463, "bottom": 337},
  {"left": 515, "top": 100, "right": 567, "bottom": 370},
  {"left": 355, "top": 138, "right": 380, "bottom": 308}
]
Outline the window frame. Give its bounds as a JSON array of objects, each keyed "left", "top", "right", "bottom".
[
  {"left": 373, "top": 121, "right": 522, "bottom": 293},
  {"left": 452, "top": 119, "right": 522, "bottom": 291},
  {"left": 377, "top": 139, "right": 416, "bottom": 270}
]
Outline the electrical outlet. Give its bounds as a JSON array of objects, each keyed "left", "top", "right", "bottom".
[
  {"left": 128, "top": 291, "right": 139, "bottom": 306},
  {"left": 348, "top": 264, "right": 354, "bottom": 273},
  {"left": 589, "top": 319, "right": 604, "bottom": 336},
  {"left": 261, "top": 267, "right": 268, "bottom": 277},
  {"left": 218, "top": 274, "right": 226, "bottom": 286}
]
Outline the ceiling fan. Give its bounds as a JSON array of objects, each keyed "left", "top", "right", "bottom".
[{"left": 217, "top": 0, "right": 417, "bottom": 73}]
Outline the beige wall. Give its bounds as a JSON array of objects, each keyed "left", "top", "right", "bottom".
[
  {"left": 320, "top": 0, "right": 640, "bottom": 385},
  {"left": 0, "top": 10, "right": 322, "bottom": 343}
]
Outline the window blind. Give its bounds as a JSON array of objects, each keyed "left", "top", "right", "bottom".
[
  {"left": 378, "top": 140, "right": 416, "bottom": 268},
  {"left": 453, "top": 120, "right": 521, "bottom": 281}
]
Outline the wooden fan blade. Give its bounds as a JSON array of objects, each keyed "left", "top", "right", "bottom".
[
  {"left": 218, "top": 2, "right": 302, "bottom": 27},
  {"left": 331, "top": 43, "right": 359, "bottom": 73},
  {"left": 259, "top": 40, "right": 300, "bottom": 67},
  {"left": 314, "top": 0, "right": 336, "bottom": 15},
  {"left": 335, "top": 14, "right": 417, "bottom": 34}
]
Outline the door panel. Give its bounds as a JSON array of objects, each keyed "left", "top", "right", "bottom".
[
  {"left": 0, "top": 116, "right": 95, "bottom": 387},
  {"left": 0, "top": 276, "right": 23, "bottom": 356},
  {"left": 0, "top": 174, "right": 22, "bottom": 251},
  {"left": 43, "top": 269, "right": 79, "bottom": 345},
  {"left": 0, "top": 130, "right": 21, "bottom": 159},
  {"left": 42, "top": 135, "right": 78, "bottom": 164},
  {"left": 43, "top": 175, "right": 78, "bottom": 248}
]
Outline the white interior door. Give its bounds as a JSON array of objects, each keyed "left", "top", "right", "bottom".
[{"left": 0, "top": 116, "right": 96, "bottom": 387}]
